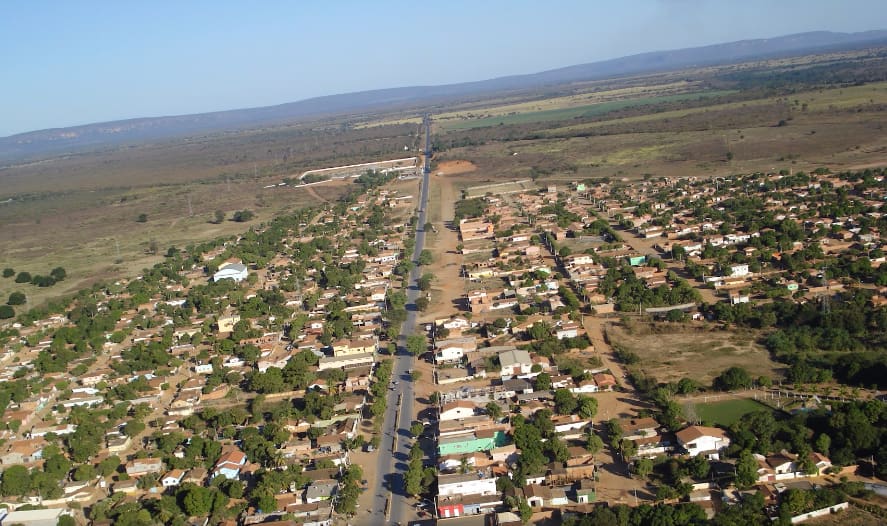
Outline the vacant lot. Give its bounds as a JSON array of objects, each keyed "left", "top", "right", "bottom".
[
  {"left": 694, "top": 398, "right": 774, "bottom": 427},
  {"left": 608, "top": 322, "right": 781, "bottom": 385}
]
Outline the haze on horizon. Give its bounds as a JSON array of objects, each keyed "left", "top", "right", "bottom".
[{"left": 2, "top": 0, "right": 886, "bottom": 138}]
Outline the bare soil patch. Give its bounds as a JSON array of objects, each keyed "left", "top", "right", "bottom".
[{"left": 435, "top": 159, "right": 477, "bottom": 176}]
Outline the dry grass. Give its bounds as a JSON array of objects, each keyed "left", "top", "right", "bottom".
[
  {"left": 608, "top": 322, "right": 781, "bottom": 385},
  {"left": 0, "top": 179, "right": 349, "bottom": 310}
]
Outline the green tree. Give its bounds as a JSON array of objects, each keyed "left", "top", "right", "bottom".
[
  {"left": 14, "top": 271, "right": 31, "bottom": 283},
  {"left": 180, "top": 484, "right": 213, "bottom": 516},
  {"left": 485, "top": 401, "right": 503, "bottom": 420},
  {"left": 7, "top": 292, "right": 26, "bottom": 305},
  {"left": 533, "top": 372, "right": 551, "bottom": 391},
  {"left": 1, "top": 464, "right": 30, "bottom": 496},
  {"left": 635, "top": 458, "right": 653, "bottom": 479},
  {"left": 735, "top": 450, "right": 759, "bottom": 488},
  {"left": 214, "top": 210, "right": 225, "bottom": 224},
  {"left": 73, "top": 463, "right": 96, "bottom": 481},
  {"left": 410, "top": 422, "right": 424, "bottom": 437},
  {"left": 585, "top": 433, "right": 604, "bottom": 454},
  {"left": 406, "top": 334, "right": 427, "bottom": 356},
  {"left": 418, "top": 249, "right": 433, "bottom": 266},
  {"left": 713, "top": 366, "right": 753, "bottom": 391},
  {"left": 518, "top": 497, "right": 532, "bottom": 523},
  {"left": 1, "top": 268, "right": 13, "bottom": 278},
  {"left": 415, "top": 296, "right": 430, "bottom": 312},
  {"left": 50, "top": 267, "right": 67, "bottom": 281},
  {"left": 0, "top": 305, "right": 14, "bottom": 319}
]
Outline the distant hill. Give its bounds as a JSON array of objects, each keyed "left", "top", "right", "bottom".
[{"left": 2, "top": 29, "right": 886, "bottom": 164}]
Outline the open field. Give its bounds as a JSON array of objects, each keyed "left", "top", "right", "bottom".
[
  {"left": 607, "top": 322, "right": 781, "bottom": 385},
  {"left": 440, "top": 90, "right": 736, "bottom": 131},
  {"left": 694, "top": 398, "right": 774, "bottom": 427},
  {"left": 0, "top": 178, "right": 349, "bottom": 310}
]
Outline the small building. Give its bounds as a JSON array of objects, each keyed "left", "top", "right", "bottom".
[{"left": 213, "top": 262, "right": 248, "bottom": 283}]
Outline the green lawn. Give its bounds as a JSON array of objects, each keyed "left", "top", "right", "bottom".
[
  {"left": 442, "top": 90, "right": 736, "bottom": 130},
  {"left": 694, "top": 398, "right": 773, "bottom": 427}
]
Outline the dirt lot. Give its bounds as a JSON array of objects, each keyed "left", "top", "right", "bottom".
[
  {"left": 607, "top": 321, "right": 781, "bottom": 385},
  {"left": 434, "top": 159, "right": 477, "bottom": 176},
  {"left": 418, "top": 169, "right": 469, "bottom": 323}
]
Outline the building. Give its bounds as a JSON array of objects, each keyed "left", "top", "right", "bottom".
[
  {"left": 213, "top": 262, "right": 249, "bottom": 283},
  {"left": 498, "top": 349, "right": 533, "bottom": 378},
  {"left": 438, "top": 471, "right": 498, "bottom": 498},
  {"left": 212, "top": 449, "right": 247, "bottom": 479},
  {"left": 676, "top": 425, "right": 731, "bottom": 459}
]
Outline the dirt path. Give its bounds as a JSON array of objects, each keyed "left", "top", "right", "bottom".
[
  {"left": 303, "top": 184, "right": 329, "bottom": 203},
  {"left": 419, "top": 174, "right": 465, "bottom": 323}
]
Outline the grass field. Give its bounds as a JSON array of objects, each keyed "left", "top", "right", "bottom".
[
  {"left": 694, "top": 398, "right": 774, "bottom": 427},
  {"left": 440, "top": 91, "right": 736, "bottom": 131}
]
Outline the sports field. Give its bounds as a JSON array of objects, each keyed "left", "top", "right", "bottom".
[{"left": 694, "top": 398, "right": 774, "bottom": 427}]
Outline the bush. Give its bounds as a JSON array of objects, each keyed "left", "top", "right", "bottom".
[
  {"left": 1, "top": 268, "right": 13, "bottom": 278},
  {"left": 0, "top": 305, "right": 14, "bottom": 319},
  {"left": 233, "top": 210, "right": 254, "bottom": 222},
  {"left": 14, "top": 272, "right": 31, "bottom": 283},
  {"left": 7, "top": 292, "right": 26, "bottom": 306},
  {"left": 136, "top": 213, "right": 148, "bottom": 223}
]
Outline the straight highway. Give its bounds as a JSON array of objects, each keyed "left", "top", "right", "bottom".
[{"left": 363, "top": 114, "right": 433, "bottom": 526}]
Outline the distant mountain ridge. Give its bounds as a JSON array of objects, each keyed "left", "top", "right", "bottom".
[{"left": 3, "top": 29, "right": 887, "bottom": 163}]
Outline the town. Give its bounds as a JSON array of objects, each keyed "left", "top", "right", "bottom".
[{"left": 0, "top": 161, "right": 886, "bottom": 526}]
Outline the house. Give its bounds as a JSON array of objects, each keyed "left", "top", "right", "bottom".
[
  {"left": 575, "top": 478, "right": 596, "bottom": 504},
  {"left": 331, "top": 338, "right": 376, "bottom": 357},
  {"left": 676, "top": 425, "right": 731, "bottom": 459},
  {"left": 498, "top": 349, "right": 533, "bottom": 378},
  {"left": 212, "top": 449, "right": 247, "bottom": 480},
  {"left": 161, "top": 469, "right": 185, "bottom": 487},
  {"left": 126, "top": 457, "right": 164, "bottom": 477},
  {"left": 728, "top": 264, "right": 750, "bottom": 278},
  {"left": 184, "top": 467, "right": 208, "bottom": 485},
  {"left": 0, "top": 438, "right": 45, "bottom": 465},
  {"left": 438, "top": 471, "right": 498, "bottom": 497},
  {"left": 213, "top": 261, "right": 248, "bottom": 282},
  {"left": 525, "top": 484, "right": 551, "bottom": 508},
  {"left": 305, "top": 480, "right": 338, "bottom": 504},
  {"left": 592, "top": 373, "right": 617, "bottom": 390},
  {"left": 439, "top": 401, "right": 477, "bottom": 421},
  {"left": 216, "top": 314, "right": 241, "bottom": 334},
  {"left": 555, "top": 322, "right": 580, "bottom": 340}
]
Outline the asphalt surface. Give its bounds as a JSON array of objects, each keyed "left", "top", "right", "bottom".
[{"left": 362, "top": 116, "right": 432, "bottom": 526}]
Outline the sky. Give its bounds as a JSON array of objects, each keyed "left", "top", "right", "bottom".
[{"left": 1, "top": 0, "right": 886, "bottom": 137}]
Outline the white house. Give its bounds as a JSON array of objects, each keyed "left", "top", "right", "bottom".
[
  {"left": 194, "top": 363, "right": 214, "bottom": 374},
  {"left": 569, "top": 379, "right": 598, "bottom": 394},
  {"left": 438, "top": 472, "right": 498, "bottom": 497},
  {"left": 161, "top": 469, "right": 185, "bottom": 487},
  {"left": 213, "top": 262, "right": 248, "bottom": 283},
  {"left": 499, "top": 349, "right": 533, "bottom": 378},
  {"left": 675, "top": 425, "right": 731, "bottom": 459},
  {"left": 728, "top": 264, "right": 750, "bottom": 278},
  {"left": 555, "top": 323, "right": 580, "bottom": 340},
  {"left": 439, "top": 401, "right": 477, "bottom": 421},
  {"left": 435, "top": 345, "right": 465, "bottom": 364}
]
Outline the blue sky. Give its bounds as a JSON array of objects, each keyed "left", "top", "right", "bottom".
[{"left": 1, "top": 0, "right": 885, "bottom": 137}]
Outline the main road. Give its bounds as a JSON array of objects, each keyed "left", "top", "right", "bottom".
[{"left": 362, "top": 114, "right": 433, "bottom": 526}]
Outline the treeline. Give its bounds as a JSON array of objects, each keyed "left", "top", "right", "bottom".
[{"left": 704, "top": 290, "right": 887, "bottom": 388}]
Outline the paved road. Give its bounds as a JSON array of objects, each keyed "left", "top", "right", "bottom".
[{"left": 361, "top": 115, "right": 432, "bottom": 526}]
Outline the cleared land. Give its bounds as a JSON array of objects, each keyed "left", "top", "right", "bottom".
[
  {"left": 693, "top": 398, "right": 774, "bottom": 427},
  {"left": 607, "top": 322, "right": 781, "bottom": 385}
]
